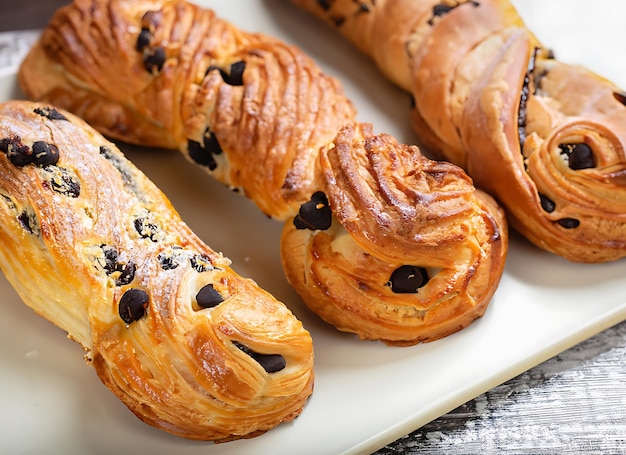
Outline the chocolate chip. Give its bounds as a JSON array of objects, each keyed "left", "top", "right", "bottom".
[
  {"left": 557, "top": 218, "right": 580, "bottom": 229},
  {"left": 187, "top": 128, "right": 222, "bottom": 170},
  {"left": 18, "top": 209, "right": 38, "bottom": 235},
  {"left": 233, "top": 341, "right": 287, "bottom": 373},
  {"left": 0, "top": 138, "right": 9, "bottom": 153},
  {"left": 98, "top": 245, "right": 136, "bottom": 285},
  {"left": 294, "top": 191, "right": 332, "bottom": 230},
  {"left": 329, "top": 14, "right": 345, "bottom": 26},
  {"left": 33, "top": 106, "right": 68, "bottom": 121},
  {"left": 32, "top": 141, "right": 60, "bottom": 166},
  {"left": 195, "top": 284, "right": 224, "bottom": 309},
  {"left": 206, "top": 61, "right": 246, "bottom": 86},
  {"left": 567, "top": 143, "right": 595, "bottom": 170},
  {"left": 428, "top": 1, "right": 480, "bottom": 25},
  {"left": 5, "top": 137, "right": 33, "bottom": 167},
  {"left": 44, "top": 167, "right": 80, "bottom": 198},
  {"left": 539, "top": 193, "right": 556, "bottom": 213},
  {"left": 136, "top": 28, "right": 152, "bottom": 51},
  {"left": 143, "top": 47, "right": 166, "bottom": 74},
  {"left": 317, "top": 0, "right": 332, "bottom": 11},
  {"left": 158, "top": 252, "right": 179, "bottom": 270},
  {"left": 387, "top": 265, "right": 429, "bottom": 294},
  {"left": 118, "top": 288, "right": 149, "bottom": 324},
  {"left": 432, "top": 3, "right": 454, "bottom": 18},
  {"left": 134, "top": 216, "right": 160, "bottom": 242},
  {"left": 190, "top": 253, "right": 213, "bottom": 272},
  {"left": 101, "top": 245, "right": 119, "bottom": 274},
  {"left": 115, "top": 262, "right": 136, "bottom": 286},
  {"left": 226, "top": 61, "right": 245, "bottom": 86}
]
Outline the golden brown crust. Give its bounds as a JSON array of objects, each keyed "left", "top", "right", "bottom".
[
  {"left": 281, "top": 123, "right": 507, "bottom": 345},
  {"left": 18, "top": 0, "right": 355, "bottom": 220},
  {"left": 293, "top": 0, "right": 626, "bottom": 263},
  {"left": 18, "top": 0, "right": 507, "bottom": 346},
  {"left": 0, "top": 100, "right": 313, "bottom": 441}
]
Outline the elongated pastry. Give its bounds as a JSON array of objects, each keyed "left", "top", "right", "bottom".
[
  {"left": 291, "top": 0, "right": 626, "bottom": 263},
  {"left": 17, "top": 0, "right": 507, "bottom": 345},
  {"left": 0, "top": 100, "right": 314, "bottom": 441}
]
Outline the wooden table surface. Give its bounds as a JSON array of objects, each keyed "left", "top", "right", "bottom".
[{"left": 1, "top": 1, "right": 624, "bottom": 454}]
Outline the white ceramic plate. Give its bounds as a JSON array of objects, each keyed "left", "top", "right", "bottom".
[{"left": 1, "top": 1, "right": 625, "bottom": 454}]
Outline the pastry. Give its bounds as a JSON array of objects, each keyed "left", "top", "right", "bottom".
[
  {"left": 291, "top": 0, "right": 626, "bottom": 263},
  {"left": 0, "top": 100, "right": 314, "bottom": 441},
  {"left": 17, "top": 0, "right": 507, "bottom": 345}
]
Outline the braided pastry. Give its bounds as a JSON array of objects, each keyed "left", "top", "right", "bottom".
[
  {"left": 0, "top": 100, "right": 314, "bottom": 441},
  {"left": 17, "top": 0, "right": 507, "bottom": 346},
  {"left": 291, "top": 0, "right": 626, "bottom": 263}
]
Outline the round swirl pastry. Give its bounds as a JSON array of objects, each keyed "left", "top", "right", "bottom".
[
  {"left": 292, "top": 0, "right": 626, "bottom": 263},
  {"left": 17, "top": 0, "right": 507, "bottom": 345},
  {"left": 0, "top": 100, "right": 313, "bottom": 441},
  {"left": 282, "top": 123, "right": 507, "bottom": 345}
]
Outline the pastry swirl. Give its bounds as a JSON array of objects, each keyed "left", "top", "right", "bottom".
[
  {"left": 291, "top": 0, "right": 626, "bottom": 263},
  {"left": 18, "top": 0, "right": 507, "bottom": 346},
  {"left": 0, "top": 100, "right": 313, "bottom": 441}
]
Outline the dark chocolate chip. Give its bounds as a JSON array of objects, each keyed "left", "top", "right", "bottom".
[
  {"left": 0, "top": 138, "right": 9, "bottom": 153},
  {"left": 33, "top": 106, "right": 68, "bottom": 121},
  {"left": 329, "top": 14, "right": 345, "bottom": 26},
  {"left": 98, "top": 244, "right": 136, "bottom": 285},
  {"left": 539, "top": 193, "right": 556, "bottom": 213},
  {"left": 115, "top": 262, "right": 136, "bottom": 286},
  {"left": 233, "top": 341, "right": 286, "bottom": 373},
  {"left": 294, "top": 191, "right": 332, "bottom": 230},
  {"left": 134, "top": 216, "right": 160, "bottom": 242},
  {"left": 317, "top": 0, "right": 332, "bottom": 11},
  {"left": 136, "top": 28, "right": 152, "bottom": 52},
  {"left": 18, "top": 210, "right": 37, "bottom": 234},
  {"left": 118, "top": 288, "right": 150, "bottom": 324},
  {"left": 187, "top": 128, "right": 222, "bottom": 170},
  {"left": 206, "top": 62, "right": 246, "bottom": 86},
  {"left": 195, "top": 284, "right": 224, "bottom": 309},
  {"left": 101, "top": 245, "right": 119, "bottom": 274},
  {"left": 226, "top": 61, "right": 245, "bottom": 86},
  {"left": 45, "top": 167, "right": 80, "bottom": 198},
  {"left": 32, "top": 141, "right": 60, "bottom": 166},
  {"left": 143, "top": 47, "right": 166, "bottom": 74},
  {"left": 187, "top": 139, "right": 216, "bottom": 170},
  {"left": 428, "top": 1, "right": 480, "bottom": 25},
  {"left": 568, "top": 143, "right": 595, "bottom": 170},
  {"left": 158, "top": 252, "right": 179, "bottom": 270},
  {"left": 557, "top": 218, "right": 580, "bottom": 229},
  {"left": 190, "top": 253, "right": 213, "bottom": 272},
  {"left": 5, "top": 137, "right": 33, "bottom": 167},
  {"left": 387, "top": 265, "right": 429, "bottom": 294}
]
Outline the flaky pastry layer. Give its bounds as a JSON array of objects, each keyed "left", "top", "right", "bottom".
[
  {"left": 292, "top": 0, "right": 626, "bottom": 263},
  {"left": 0, "top": 100, "right": 313, "bottom": 441},
  {"left": 18, "top": 0, "right": 508, "bottom": 346}
]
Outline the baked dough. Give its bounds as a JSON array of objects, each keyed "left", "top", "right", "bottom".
[
  {"left": 292, "top": 0, "right": 626, "bottom": 263},
  {"left": 282, "top": 123, "right": 507, "bottom": 345},
  {"left": 0, "top": 100, "right": 314, "bottom": 441},
  {"left": 18, "top": 0, "right": 507, "bottom": 345}
]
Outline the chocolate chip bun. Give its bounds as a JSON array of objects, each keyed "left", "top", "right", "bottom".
[
  {"left": 291, "top": 0, "right": 626, "bottom": 263},
  {"left": 17, "top": 0, "right": 507, "bottom": 345},
  {"left": 0, "top": 100, "right": 314, "bottom": 442}
]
